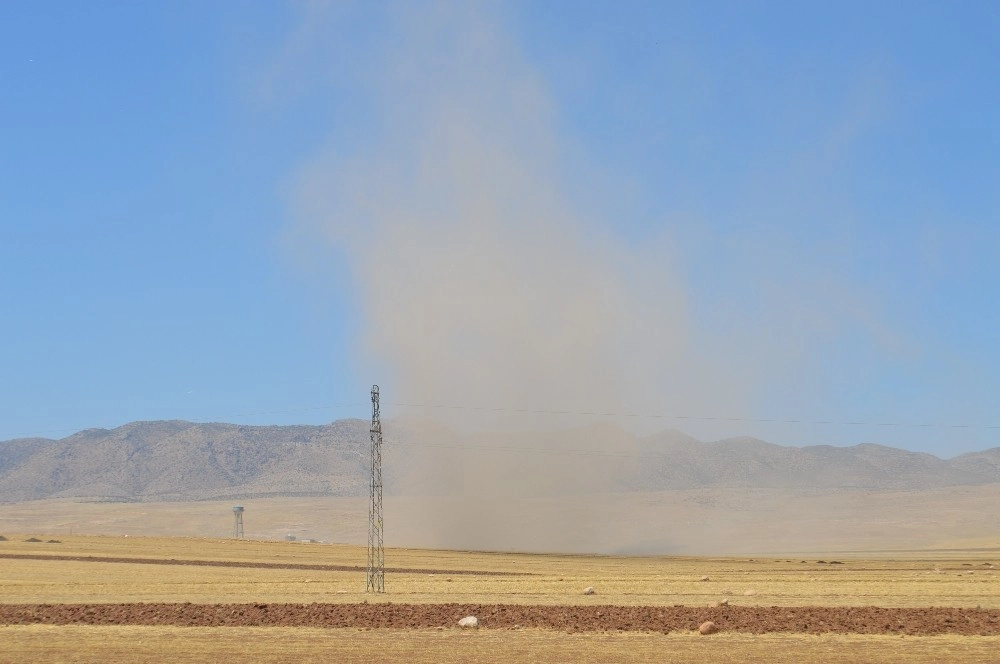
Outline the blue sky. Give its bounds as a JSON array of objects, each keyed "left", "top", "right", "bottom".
[{"left": 1, "top": 1, "right": 997, "bottom": 456}]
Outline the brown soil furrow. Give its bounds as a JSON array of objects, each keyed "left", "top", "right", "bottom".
[
  {"left": 0, "top": 553, "right": 524, "bottom": 576},
  {"left": 1, "top": 604, "right": 999, "bottom": 635}
]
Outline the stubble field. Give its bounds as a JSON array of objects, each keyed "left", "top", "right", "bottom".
[{"left": 1, "top": 534, "right": 1000, "bottom": 662}]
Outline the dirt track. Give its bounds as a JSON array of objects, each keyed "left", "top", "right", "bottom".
[
  {"left": 2, "top": 603, "right": 999, "bottom": 635},
  {"left": 0, "top": 553, "right": 523, "bottom": 576}
]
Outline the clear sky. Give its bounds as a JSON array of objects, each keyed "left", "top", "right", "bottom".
[{"left": 1, "top": 1, "right": 997, "bottom": 456}]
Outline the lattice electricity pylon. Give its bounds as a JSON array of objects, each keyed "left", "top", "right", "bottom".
[
  {"left": 232, "top": 505, "right": 244, "bottom": 539},
  {"left": 366, "top": 384, "right": 385, "bottom": 593}
]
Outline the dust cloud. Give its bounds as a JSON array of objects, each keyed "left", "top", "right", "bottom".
[{"left": 286, "top": 4, "right": 759, "bottom": 552}]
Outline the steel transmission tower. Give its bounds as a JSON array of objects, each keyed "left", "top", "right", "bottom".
[
  {"left": 366, "top": 384, "right": 385, "bottom": 592},
  {"left": 232, "top": 505, "right": 244, "bottom": 539}
]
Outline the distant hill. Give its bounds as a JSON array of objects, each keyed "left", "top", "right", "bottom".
[
  {"left": 0, "top": 420, "right": 373, "bottom": 502},
  {"left": 627, "top": 434, "right": 990, "bottom": 491},
  {"left": 1, "top": 419, "right": 998, "bottom": 503}
]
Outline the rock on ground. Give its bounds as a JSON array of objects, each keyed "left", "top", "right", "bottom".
[
  {"left": 458, "top": 616, "right": 479, "bottom": 628},
  {"left": 582, "top": 587, "right": 595, "bottom": 595},
  {"left": 699, "top": 621, "right": 718, "bottom": 635}
]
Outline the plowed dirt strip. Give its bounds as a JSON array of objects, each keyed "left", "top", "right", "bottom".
[
  {"left": 0, "top": 553, "right": 524, "bottom": 576},
  {"left": 2, "top": 604, "right": 999, "bottom": 635}
]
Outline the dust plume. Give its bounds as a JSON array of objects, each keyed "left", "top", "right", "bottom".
[
  {"left": 290, "top": 4, "right": 734, "bottom": 421},
  {"left": 284, "top": 4, "right": 774, "bottom": 552}
]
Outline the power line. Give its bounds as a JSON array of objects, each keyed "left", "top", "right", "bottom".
[
  {"left": 0, "top": 404, "right": 367, "bottom": 440},
  {"left": 3, "top": 401, "right": 997, "bottom": 443},
  {"left": 383, "top": 438, "right": 662, "bottom": 460},
  {"left": 387, "top": 402, "right": 1000, "bottom": 431}
]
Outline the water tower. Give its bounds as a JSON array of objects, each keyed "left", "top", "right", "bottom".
[{"left": 232, "top": 505, "right": 245, "bottom": 539}]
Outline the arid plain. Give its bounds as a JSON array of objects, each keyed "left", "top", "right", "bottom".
[
  {"left": 2, "top": 517, "right": 1000, "bottom": 662},
  {"left": 2, "top": 485, "right": 1000, "bottom": 554}
]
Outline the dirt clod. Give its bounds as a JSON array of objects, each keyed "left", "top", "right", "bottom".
[{"left": 699, "top": 621, "right": 718, "bottom": 635}]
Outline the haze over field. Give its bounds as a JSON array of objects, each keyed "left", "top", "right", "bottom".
[
  {"left": 2, "top": 3, "right": 998, "bottom": 555},
  {"left": 282, "top": 5, "right": 999, "bottom": 551},
  {"left": 3, "top": 419, "right": 1000, "bottom": 553}
]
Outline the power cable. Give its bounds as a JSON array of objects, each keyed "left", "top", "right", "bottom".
[
  {"left": 2, "top": 401, "right": 996, "bottom": 442},
  {"left": 387, "top": 402, "right": 999, "bottom": 431}
]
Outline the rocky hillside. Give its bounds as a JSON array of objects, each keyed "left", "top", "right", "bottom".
[
  {"left": 628, "top": 434, "right": 991, "bottom": 491},
  {"left": 0, "top": 420, "right": 374, "bottom": 502},
  {"left": 0, "top": 420, "right": 998, "bottom": 502}
]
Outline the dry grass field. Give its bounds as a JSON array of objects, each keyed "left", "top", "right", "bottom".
[
  {"left": 3, "top": 486, "right": 1000, "bottom": 554},
  {"left": 1, "top": 535, "right": 998, "bottom": 607},
  {"left": 1, "top": 534, "right": 1000, "bottom": 662},
  {"left": 3, "top": 625, "right": 1000, "bottom": 664}
]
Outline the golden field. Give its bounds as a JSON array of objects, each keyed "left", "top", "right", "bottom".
[
  {"left": 3, "top": 487, "right": 1000, "bottom": 555},
  {"left": 2, "top": 534, "right": 1000, "bottom": 662},
  {"left": 3, "top": 625, "right": 1000, "bottom": 664},
  {"left": 1, "top": 534, "right": 999, "bottom": 607}
]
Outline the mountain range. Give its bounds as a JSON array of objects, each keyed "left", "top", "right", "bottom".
[{"left": 1, "top": 419, "right": 999, "bottom": 503}]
